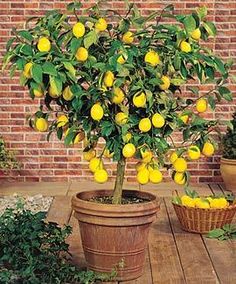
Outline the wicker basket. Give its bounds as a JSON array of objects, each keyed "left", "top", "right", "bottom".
[{"left": 173, "top": 203, "right": 236, "bottom": 234}]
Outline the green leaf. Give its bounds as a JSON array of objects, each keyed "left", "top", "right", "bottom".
[
  {"left": 183, "top": 15, "right": 196, "bottom": 33},
  {"left": 207, "top": 228, "right": 225, "bottom": 239},
  {"left": 70, "top": 38, "right": 82, "bottom": 54},
  {"left": 187, "top": 86, "right": 199, "bottom": 95},
  {"left": 197, "top": 6, "right": 207, "bottom": 20},
  {"left": 43, "top": 62, "right": 58, "bottom": 76},
  {"left": 171, "top": 78, "right": 186, "bottom": 86},
  {"left": 6, "top": 38, "right": 15, "bottom": 51},
  {"left": 203, "top": 21, "right": 217, "bottom": 37},
  {"left": 63, "top": 62, "right": 76, "bottom": 77},
  {"left": 20, "top": 44, "right": 33, "bottom": 56},
  {"left": 32, "top": 64, "right": 43, "bottom": 84},
  {"left": 84, "top": 30, "right": 98, "bottom": 49},
  {"left": 214, "top": 57, "right": 226, "bottom": 74},
  {"left": 218, "top": 86, "right": 232, "bottom": 101},
  {"left": 18, "top": 30, "right": 33, "bottom": 42},
  {"left": 208, "top": 96, "right": 216, "bottom": 110},
  {"left": 67, "top": 2, "right": 82, "bottom": 11}
]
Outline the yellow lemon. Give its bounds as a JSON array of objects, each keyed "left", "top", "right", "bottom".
[
  {"left": 180, "top": 41, "right": 191, "bottom": 53},
  {"left": 123, "top": 132, "right": 132, "bottom": 143},
  {"left": 89, "top": 157, "right": 103, "bottom": 172},
  {"left": 139, "top": 118, "right": 152, "bottom": 132},
  {"left": 188, "top": 145, "right": 201, "bottom": 160},
  {"left": 57, "top": 115, "right": 68, "bottom": 128},
  {"left": 141, "top": 149, "right": 153, "bottom": 163},
  {"left": 152, "top": 113, "right": 165, "bottom": 128},
  {"left": 103, "top": 71, "right": 115, "bottom": 87},
  {"left": 83, "top": 149, "right": 96, "bottom": 161},
  {"left": 206, "top": 196, "right": 213, "bottom": 203},
  {"left": 159, "top": 75, "right": 170, "bottom": 91},
  {"left": 115, "top": 112, "right": 128, "bottom": 125},
  {"left": 196, "top": 98, "right": 208, "bottom": 113},
  {"left": 23, "top": 62, "right": 33, "bottom": 78},
  {"left": 76, "top": 47, "right": 88, "bottom": 62},
  {"left": 174, "top": 172, "right": 186, "bottom": 185},
  {"left": 136, "top": 168, "right": 149, "bottom": 185},
  {"left": 35, "top": 118, "right": 48, "bottom": 132},
  {"left": 191, "top": 28, "right": 201, "bottom": 40},
  {"left": 103, "top": 148, "right": 114, "bottom": 158},
  {"left": 90, "top": 103, "right": 104, "bottom": 121},
  {"left": 135, "top": 162, "right": 147, "bottom": 172},
  {"left": 149, "top": 169, "right": 163, "bottom": 184},
  {"left": 112, "top": 87, "right": 125, "bottom": 104},
  {"left": 173, "top": 158, "right": 187, "bottom": 173},
  {"left": 210, "top": 198, "right": 228, "bottom": 209},
  {"left": 144, "top": 50, "right": 160, "bottom": 66},
  {"left": 49, "top": 85, "right": 61, "bottom": 98},
  {"left": 94, "top": 169, "right": 108, "bottom": 183},
  {"left": 202, "top": 142, "right": 215, "bottom": 157},
  {"left": 62, "top": 86, "right": 74, "bottom": 101},
  {"left": 133, "top": 92, "right": 146, "bottom": 108},
  {"left": 72, "top": 22, "right": 85, "bottom": 38},
  {"left": 122, "top": 31, "right": 134, "bottom": 44},
  {"left": 195, "top": 198, "right": 210, "bottom": 209},
  {"left": 180, "top": 114, "right": 189, "bottom": 124},
  {"left": 181, "top": 195, "right": 195, "bottom": 207},
  {"left": 117, "top": 54, "right": 126, "bottom": 64},
  {"left": 74, "top": 131, "right": 85, "bottom": 143},
  {"left": 95, "top": 18, "right": 107, "bottom": 32},
  {"left": 170, "top": 152, "right": 178, "bottom": 164},
  {"left": 122, "top": 143, "right": 136, "bottom": 158},
  {"left": 37, "top": 37, "right": 51, "bottom": 52},
  {"left": 33, "top": 87, "right": 44, "bottom": 98}
]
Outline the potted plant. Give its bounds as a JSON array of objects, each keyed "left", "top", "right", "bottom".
[
  {"left": 220, "top": 112, "right": 236, "bottom": 193},
  {"left": 3, "top": 1, "right": 232, "bottom": 280}
]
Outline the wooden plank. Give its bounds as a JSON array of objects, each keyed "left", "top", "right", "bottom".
[
  {"left": 202, "top": 184, "right": 236, "bottom": 284},
  {"left": 148, "top": 198, "right": 185, "bottom": 284},
  {"left": 0, "top": 182, "right": 70, "bottom": 196},
  {"left": 165, "top": 197, "right": 219, "bottom": 284},
  {"left": 209, "top": 183, "right": 224, "bottom": 195},
  {"left": 68, "top": 181, "right": 139, "bottom": 196},
  {"left": 141, "top": 182, "right": 212, "bottom": 197},
  {"left": 46, "top": 196, "right": 72, "bottom": 225}
]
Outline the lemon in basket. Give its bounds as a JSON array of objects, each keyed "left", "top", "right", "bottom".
[{"left": 181, "top": 195, "right": 195, "bottom": 208}]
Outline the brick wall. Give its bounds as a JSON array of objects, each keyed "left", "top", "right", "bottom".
[{"left": 0, "top": 0, "right": 235, "bottom": 183}]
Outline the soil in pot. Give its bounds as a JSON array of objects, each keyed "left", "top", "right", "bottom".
[{"left": 72, "top": 190, "right": 159, "bottom": 281}]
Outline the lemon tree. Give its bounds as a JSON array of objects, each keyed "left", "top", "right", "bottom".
[{"left": 3, "top": 2, "right": 233, "bottom": 204}]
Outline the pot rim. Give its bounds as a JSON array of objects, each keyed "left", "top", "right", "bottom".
[
  {"left": 221, "top": 157, "right": 236, "bottom": 165},
  {"left": 71, "top": 189, "right": 160, "bottom": 217}
]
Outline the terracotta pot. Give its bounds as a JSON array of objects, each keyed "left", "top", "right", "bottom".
[
  {"left": 220, "top": 157, "right": 236, "bottom": 193},
  {"left": 71, "top": 190, "right": 159, "bottom": 281}
]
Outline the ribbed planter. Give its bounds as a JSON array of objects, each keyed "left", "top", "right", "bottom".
[
  {"left": 71, "top": 190, "right": 159, "bottom": 281},
  {"left": 220, "top": 157, "right": 236, "bottom": 193}
]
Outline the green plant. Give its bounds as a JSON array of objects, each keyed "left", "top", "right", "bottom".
[
  {"left": 207, "top": 224, "right": 236, "bottom": 240},
  {"left": 3, "top": 1, "right": 233, "bottom": 203},
  {"left": 0, "top": 206, "right": 115, "bottom": 283},
  {"left": 221, "top": 112, "right": 236, "bottom": 159},
  {"left": 0, "top": 137, "right": 20, "bottom": 170}
]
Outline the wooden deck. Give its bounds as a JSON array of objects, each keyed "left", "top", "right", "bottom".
[{"left": 1, "top": 182, "right": 236, "bottom": 283}]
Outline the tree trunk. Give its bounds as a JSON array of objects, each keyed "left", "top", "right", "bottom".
[{"left": 112, "top": 156, "right": 126, "bottom": 204}]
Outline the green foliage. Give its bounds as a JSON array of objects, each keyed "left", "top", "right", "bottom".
[
  {"left": 222, "top": 112, "right": 236, "bottom": 159},
  {"left": 0, "top": 137, "right": 20, "bottom": 170},
  {"left": 0, "top": 207, "right": 115, "bottom": 283},
  {"left": 2, "top": 1, "right": 233, "bottom": 193},
  {"left": 207, "top": 224, "right": 236, "bottom": 240}
]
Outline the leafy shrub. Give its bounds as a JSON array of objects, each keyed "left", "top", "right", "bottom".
[
  {"left": 0, "top": 206, "right": 115, "bottom": 283},
  {"left": 222, "top": 112, "right": 236, "bottom": 159}
]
